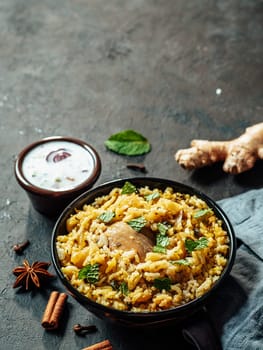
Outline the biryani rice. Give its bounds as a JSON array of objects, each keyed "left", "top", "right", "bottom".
[{"left": 56, "top": 183, "right": 229, "bottom": 312}]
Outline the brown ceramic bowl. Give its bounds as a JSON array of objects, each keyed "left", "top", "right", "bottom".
[
  {"left": 14, "top": 136, "right": 101, "bottom": 217},
  {"left": 51, "top": 177, "right": 236, "bottom": 327}
]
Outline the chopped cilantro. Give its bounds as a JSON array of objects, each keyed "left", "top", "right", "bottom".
[
  {"left": 127, "top": 216, "right": 147, "bottom": 232},
  {"left": 185, "top": 237, "right": 208, "bottom": 252},
  {"left": 98, "top": 211, "right": 115, "bottom": 223},
  {"left": 153, "top": 277, "right": 171, "bottom": 291},
  {"left": 78, "top": 263, "right": 100, "bottom": 283},
  {"left": 105, "top": 129, "right": 151, "bottom": 156},
  {"left": 121, "top": 181, "right": 137, "bottom": 194}
]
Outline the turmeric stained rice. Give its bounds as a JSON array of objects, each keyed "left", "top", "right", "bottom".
[{"left": 56, "top": 181, "right": 229, "bottom": 312}]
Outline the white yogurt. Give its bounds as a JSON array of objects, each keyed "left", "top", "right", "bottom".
[{"left": 22, "top": 140, "right": 95, "bottom": 191}]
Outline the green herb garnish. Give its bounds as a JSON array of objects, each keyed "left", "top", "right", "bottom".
[
  {"left": 193, "top": 208, "right": 213, "bottom": 219},
  {"left": 119, "top": 282, "right": 129, "bottom": 295},
  {"left": 171, "top": 258, "right": 192, "bottom": 265},
  {"left": 157, "top": 222, "right": 169, "bottom": 235},
  {"left": 153, "top": 246, "right": 167, "bottom": 254},
  {"left": 153, "top": 277, "right": 171, "bottom": 291},
  {"left": 156, "top": 233, "right": 169, "bottom": 248},
  {"left": 98, "top": 211, "right": 115, "bottom": 223},
  {"left": 127, "top": 216, "right": 147, "bottom": 232},
  {"left": 110, "top": 280, "right": 129, "bottom": 295},
  {"left": 105, "top": 129, "right": 151, "bottom": 156},
  {"left": 110, "top": 280, "right": 119, "bottom": 290},
  {"left": 152, "top": 224, "right": 170, "bottom": 254},
  {"left": 121, "top": 181, "right": 137, "bottom": 194},
  {"left": 145, "top": 192, "right": 160, "bottom": 201},
  {"left": 185, "top": 237, "right": 208, "bottom": 252},
  {"left": 78, "top": 263, "right": 100, "bottom": 283}
]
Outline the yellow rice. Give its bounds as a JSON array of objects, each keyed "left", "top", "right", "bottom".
[{"left": 56, "top": 183, "right": 229, "bottom": 312}]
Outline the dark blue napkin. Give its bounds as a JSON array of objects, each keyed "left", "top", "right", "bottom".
[{"left": 183, "top": 188, "right": 263, "bottom": 350}]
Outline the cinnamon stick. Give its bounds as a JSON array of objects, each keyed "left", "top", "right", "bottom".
[
  {"left": 81, "top": 339, "right": 113, "bottom": 350},
  {"left": 41, "top": 291, "right": 68, "bottom": 330}
]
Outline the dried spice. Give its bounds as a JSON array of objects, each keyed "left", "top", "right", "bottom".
[
  {"left": 126, "top": 163, "right": 147, "bottom": 172},
  {"left": 41, "top": 291, "right": 68, "bottom": 330},
  {"left": 81, "top": 339, "right": 113, "bottom": 350},
  {"left": 12, "top": 259, "right": 54, "bottom": 290},
  {"left": 13, "top": 240, "right": 30, "bottom": 254},
  {"left": 73, "top": 323, "right": 97, "bottom": 335}
]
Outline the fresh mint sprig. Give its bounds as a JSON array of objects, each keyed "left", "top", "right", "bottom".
[
  {"left": 185, "top": 237, "right": 208, "bottom": 252},
  {"left": 97, "top": 211, "right": 115, "bottom": 223},
  {"left": 105, "top": 129, "right": 151, "bottom": 156},
  {"left": 121, "top": 181, "right": 137, "bottom": 194},
  {"left": 78, "top": 263, "right": 100, "bottom": 283},
  {"left": 127, "top": 216, "right": 147, "bottom": 232}
]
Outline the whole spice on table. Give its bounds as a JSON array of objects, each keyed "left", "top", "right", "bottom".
[
  {"left": 13, "top": 239, "right": 30, "bottom": 254},
  {"left": 81, "top": 339, "right": 113, "bottom": 350},
  {"left": 12, "top": 259, "right": 54, "bottom": 290},
  {"left": 41, "top": 291, "right": 68, "bottom": 330},
  {"left": 126, "top": 163, "right": 147, "bottom": 172},
  {"left": 73, "top": 323, "right": 97, "bottom": 335}
]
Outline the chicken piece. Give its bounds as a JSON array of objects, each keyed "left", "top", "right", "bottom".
[{"left": 106, "top": 222, "right": 154, "bottom": 261}]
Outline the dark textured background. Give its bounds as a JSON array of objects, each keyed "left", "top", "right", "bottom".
[{"left": 0, "top": 0, "right": 262, "bottom": 349}]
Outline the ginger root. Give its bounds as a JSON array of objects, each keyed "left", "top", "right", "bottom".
[{"left": 175, "top": 122, "right": 263, "bottom": 174}]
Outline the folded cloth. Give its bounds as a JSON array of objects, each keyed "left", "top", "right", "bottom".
[
  {"left": 182, "top": 188, "right": 263, "bottom": 350},
  {"left": 218, "top": 189, "right": 263, "bottom": 261}
]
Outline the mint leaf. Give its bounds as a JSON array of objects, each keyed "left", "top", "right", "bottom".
[
  {"left": 119, "top": 281, "right": 129, "bottom": 295},
  {"left": 145, "top": 192, "right": 160, "bottom": 201},
  {"left": 110, "top": 280, "right": 119, "bottom": 290},
  {"left": 110, "top": 280, "right": 129, "bottom": 295},
  {"left": 156, "top": 233, "right": 169, "bottom": 247},
  {"left": 98, "top": 211, "right": 115, "bottom": 223},
  {"left": 171, "top": 258, "right": 192, "bottom": 265},
  {"left": 78, "top": 263, "right": 100, "bottom": 283},
  {"left": 153, "top": 245, "right": 167, "bottom": 254},
  {"left": 105, "top": 129, "right": 151, "bottom": 156},
  {"left": 127, "top": 216, "right": 147, "bottom": 232},
  {"left": 185, "top": 237, "right": 208, "bottom": 252},
  {"left": 121, "top": 181, "right": 137, "bottom": 194},
  {"left": 157, "top": 222, "right": 169, "bottom": 235},
  {"left": 153, "top": 230, "right": 169, "bottom": 254},
  {"left": 153, "top": 277, "right": 171, "bottom": 291},
  {"left": 193, "top": 208, "right": 213, "bottom": 219}
]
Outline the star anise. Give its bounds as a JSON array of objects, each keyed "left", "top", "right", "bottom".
[{"left": 13, "top": 259, "right": 55, "bottom": 290}]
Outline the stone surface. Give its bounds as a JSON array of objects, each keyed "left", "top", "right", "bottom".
[{"left": 0, "top": 0, "right": 262, "bottom": 349}]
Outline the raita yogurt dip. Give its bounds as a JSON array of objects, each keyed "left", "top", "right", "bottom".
[
  {"left": 22, "top": 140, "right": 96, "bottom": 191},
  {"left": 15, "top": 136, "right": 101, "bottom": 216}
]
